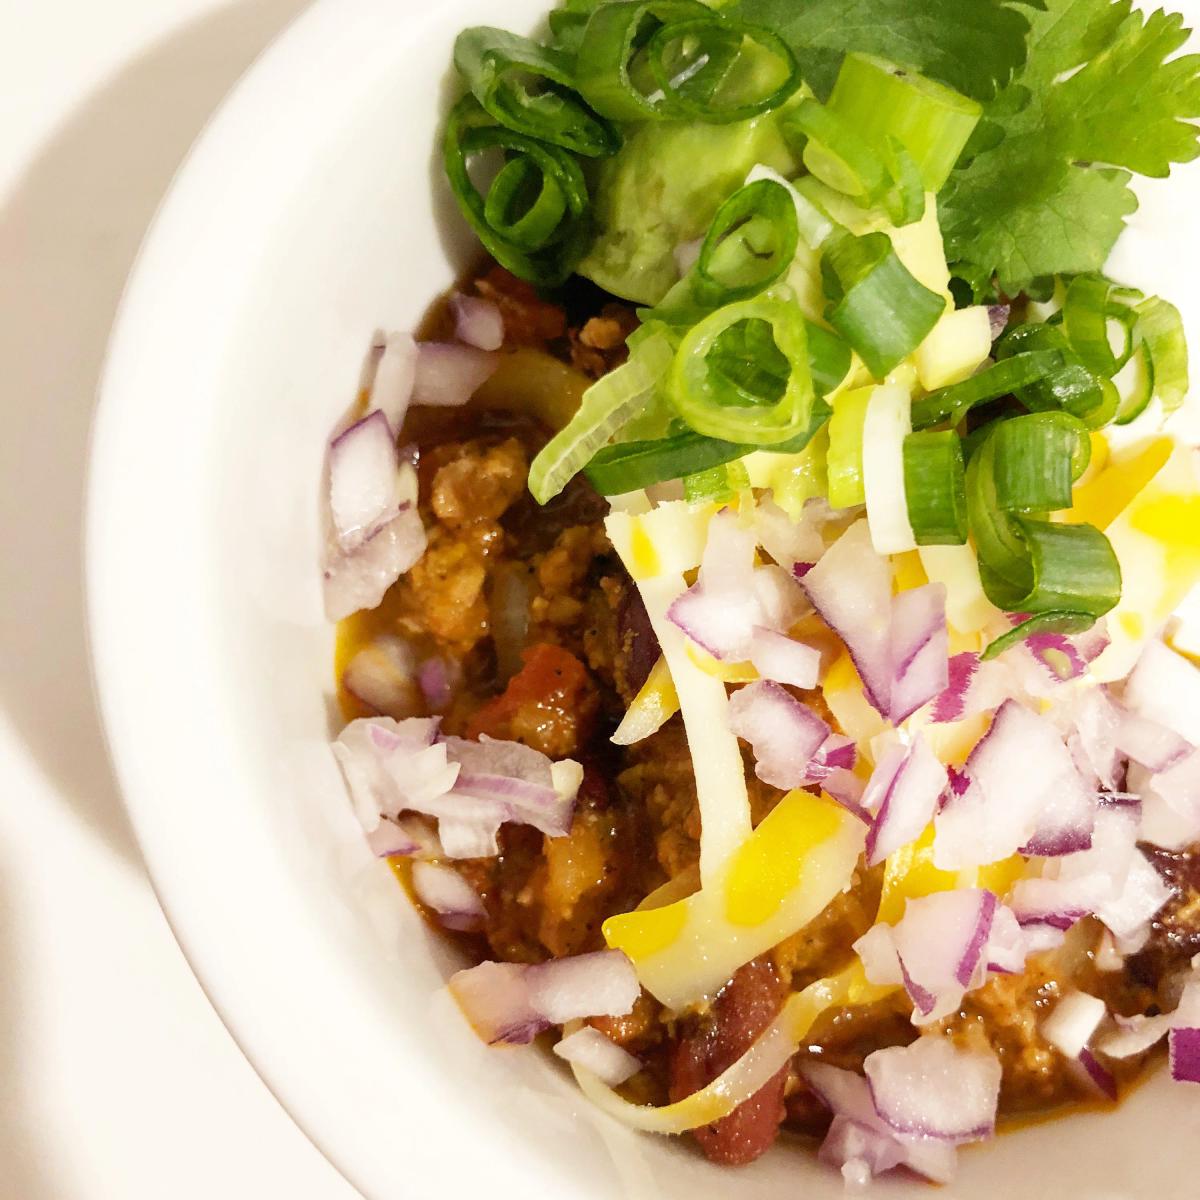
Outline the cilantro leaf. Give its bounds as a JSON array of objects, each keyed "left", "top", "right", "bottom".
[
  {"left": 733, "top": 0, "right": 1030, "bottom": 101},
  {"left": 941, "top": 0, "right": 1200, "bottom": 293}
]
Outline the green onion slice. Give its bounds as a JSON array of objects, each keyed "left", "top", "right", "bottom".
[
  {"left": 825, "top": 53, "right": 982, "bottom": 193},
  {"left": 574, "top": 1, "right": 799, "bottom": 123},
  {"left": 668, "top": 296, "right": 815, "bottom": 444},
  {"left": 443, "top": 97, "right": 591, "bottom": 286},
  {"left": 966, "top": 426, "right": 1120, "bottom": 618},
  {"left": 910, "top": 350, "right": 1066, "bottom": 429},
  {"left": 991, "top": 412, "right": 1090, "bottom": 514},
  {"left": 690, "top": 179, "right": 800, "bottom": 309},
  {"left": 1062, "top": 274, "right": 1132, "bottom": 378},
  {"left": 584, "top": 398, "right": 831, "bottom": 494},
  {"left": 1135, "top": 295, "right": 1189, "bottom": 415},
  {"left": 821, "top": 230, "right": 945, "bottom": 379},
  {"left": 644, "top": 18, "right": 800, "bottom": 123},
  {"left": 981, "top": 611, "right": 1098, "bottom": 661},
  {"left": 996, "top": 323, "right": 1119, "bottom": 430},
  {"left": 902, "top": 430, "right": 967, "bottom": 544},
  {"left": 528, "top": 329, "right": 676, "bottom": 503},
  {"left": 453, "top": 27, "right": 620, "bottom": 157},
  {"left": 881, "top": 136, "right": 926, "bottom": 228},
  {"left": 786, "top": 99, "right": 889, "bottom": 201}
]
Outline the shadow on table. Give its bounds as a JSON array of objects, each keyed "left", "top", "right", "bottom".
[{"left": 0, "top": 1, "right": 315, "bottom": 1196}]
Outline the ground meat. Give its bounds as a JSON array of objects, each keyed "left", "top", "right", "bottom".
[
  {"left": 569, "top": 303, "right": 639, "bottom": 379},
  {"left": 939, "top": 958, "right": 1078, "bottom": 1112},
  {"left": 670, "top": 959, "right": 789, "bottom": 1165},
  {"left": 430, "top": 437, "right": 527, "bottom": 528},
  {"left": 395, "top": 523, "right": 497, "bottom": 651}
]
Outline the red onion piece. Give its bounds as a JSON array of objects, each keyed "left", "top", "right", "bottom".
[
  {"left": 1123, "top": 639, "right": 1200, "bottom": 746},
  {"left": 1169, "top": 1027, "right": 1200, "bottom": 1083},
  {"left": 1076, "top": 1048, "right": 1118, "bottom": 1099},
  {"left": 1101, "top": 978, "right": 1200, "bottom": 1059},
  {"left": 856, "top": 889, "right": 1016, "bottom": 1022},
  {"left": 800, "top": 520, "right": 894, "bottom": 713},
  {"left": 747, "top": 627, "right": 820, "bottom": 689},
  {"left": 1115, "top": 711, "right": 1193, "bottom": 773},
  {"left": 418, "top": 655, "right": 456, "bottom": 712},
  {"left": 987, "top": 304, "right": 1010, "bottom": 340},
  {"left": 412, "top": 342, "right": 499, "bottom": 407},
  {"left": 554, "top": 1027, "right": 642, "bottom": 1086},
  {"left": 369, "top": 331, "right": 418, "bottom": 433},
  {"left": 323, "top": 475, "right": 426, "bottom": 622},
  {"left": 888, "top": 584, "right": 949, "bottom": 723},
  {"left": 450, "top": 292, "right": 504, "bottom": 351},
  {"left": 728, "top": 680, "right": 830, "bottom": 789},
  {"left": 752, "top": 496, "right": 825, "bottom": 569},
  {"left": 365, "top": 814, "right": 442, "bottom": 859},
  {"left": 804, "top": 1064, "right": 959, "bottom": 1185},
  {"left": 864, "top": 1038, "right": 1001, "bottom": 1143},
  {"left": 1065, "top": 687, "right": 1123, "bottom": 791},
  {"left": 342, "top": 636, "right": 422, "bottom": 719},
  {"left": 934, "top": 700, "right": 1095, "bottom": 870},
  {"left": 333, "top": 717, "right": 581, "bottom": 857},
  {"left": 1139, "top": 749, "right": 1200, "bottom": 849},
  {"left": 411, "top": 861, "right": 486, "bottom": 931},
  {"left": 864, "top": 735, "right": 947, "bottom": 866},
  {"left": 1041, "top": 990, "right": 1106, "bottom": 1058},
  {"left": 449, "top": 951, "right": 640, "bottom": 1047},
  {"left": 329, "top": 411, "right": 404, "bottom": 550}
]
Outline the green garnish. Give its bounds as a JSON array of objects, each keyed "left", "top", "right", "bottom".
[{"left": 902, "top": 429, "right": 967, "bottom": 545}]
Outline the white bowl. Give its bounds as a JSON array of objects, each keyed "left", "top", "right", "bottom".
[{"left": 87, "top": 1, "right": 1200, "bottom": 1196}]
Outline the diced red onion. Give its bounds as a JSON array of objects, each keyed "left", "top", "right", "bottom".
[
  {"left": 369, "top": 331, "right": 418, "bottom": 433},
  {"left": 365, "top": 814, "right": 442, "bottom": 859},
  {"left": 334, "top": 717, "right": 581, "bottom": 856},
  {"left": 329, "top": 411, "right": 405, "bottom": 550},
  {"left": 412, "top": 342, "right": 499, "bottom": 407},
  {"left": 1041, "top": 990, "right": 1106, "bottom": 1058},
  {"left": 554, "top": 1027, "right": 642, "bottom": 1086},
  {"left": 1138, "top": 749, "right": 1200, "bottom": 849},
  {"left": 800, "top": 520, "right": 894, "bottom": 713},
  {"left": 1020, "top": 619, "right": 1109, "bottom": 684},
  {"left": 864, "top": 1037, "right": 1002, "bottom": 1143},
  {"left": 856, "top": 889, "right": 1012, "bottom": 1023},
  {"left": 1076, "top": 1048, "right": 1118, "bottom": 1099},
  {"left": 323, "top": 494, "right": 426, "bottom": 621},
  {"left": 864, "top": 735, "right": 948, "bottom": 866},
  {"left": 343, "top": 636, "right": 422, "bottom": 719},
  {"left": 934, "top": 700, "right": 1094, "bottom": 870},
  {"left": 1169, "top": 1027, "right": 1200, "bottom": 1083},
  {"left": 751, "top": 563, "right": 809, "bottom": 632},
  {"left": 985, "top": 904, "right": 1027, "bottom": 975},
  {"left": 752, "top": 496, "right": 824, "bottom": 569},
  {"left": 804, "top": 1064, "right": 959, "bottom": 1185},
  {"left": 728, "top": 680, "right": 831, "bottom": 789},
  {"left": 1065, "top": 688, "right": 1123, "bottom": 791},
  {"left": 987, "top": 304, "right": 1010, "bottom": 340},
  {"left": 451, "top": 292, "right": 504, "bottom": 351},
  {"left": 449, "top": 951, "right": 640, "bottom": 1047},
  {"left": 747, "top": 627, "right": 820, "bottom": 689},
  {"left": 418, "top": 655, "right": 456, "bottom": 712},
  {"left": 411, "top": 861, "right": 486, "bottom": 931},
  {"left": 1115, "top": 711, "right": 1193, "bottom": 773},
  {"left": 1123, "top": 639, "right": 1200, "bottom": 746},
  {"left": 889, "top": 584, "right": 949, "bottom": 723}
]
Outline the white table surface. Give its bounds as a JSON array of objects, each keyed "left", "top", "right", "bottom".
[{"left": 0, "top": 1, "right": 356, "bottom": 1195}]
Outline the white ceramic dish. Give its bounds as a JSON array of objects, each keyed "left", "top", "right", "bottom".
[{"left": 88, "top": 0, "right": 1200, "bottom": 1196}]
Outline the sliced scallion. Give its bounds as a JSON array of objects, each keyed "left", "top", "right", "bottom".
[
  {"left": 1135, "top": 295, "right": 1189, "bottom": 415},
  {"left": 991, "top": 412, "right": 1090, "bottom": 514},
  {"left": 826, "top": 386, "right": 872, "bottom": 508},
  {"left": 785, "top": 98, "right": 888, "bottom": 201},
  {"left": 668, "top": 296, "right": 815, "bottom": 444},
  {"left": 981, "top": 611, "right": 1098, "bottom": 661},
  {"left": 824, "top": 53, "right": 982, "bottom": 193},
  {"left": 821, "top": 230, "right": 945, "bottom": 379},
  {"left": 453, "top": 27, "right": 620, "bottom": 156},
  {"left": 902, "top": 430, "right": 967, "bottom": 544},
  {"left": 910, "top": 349, "right": 1066, "bottom": 429}
]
